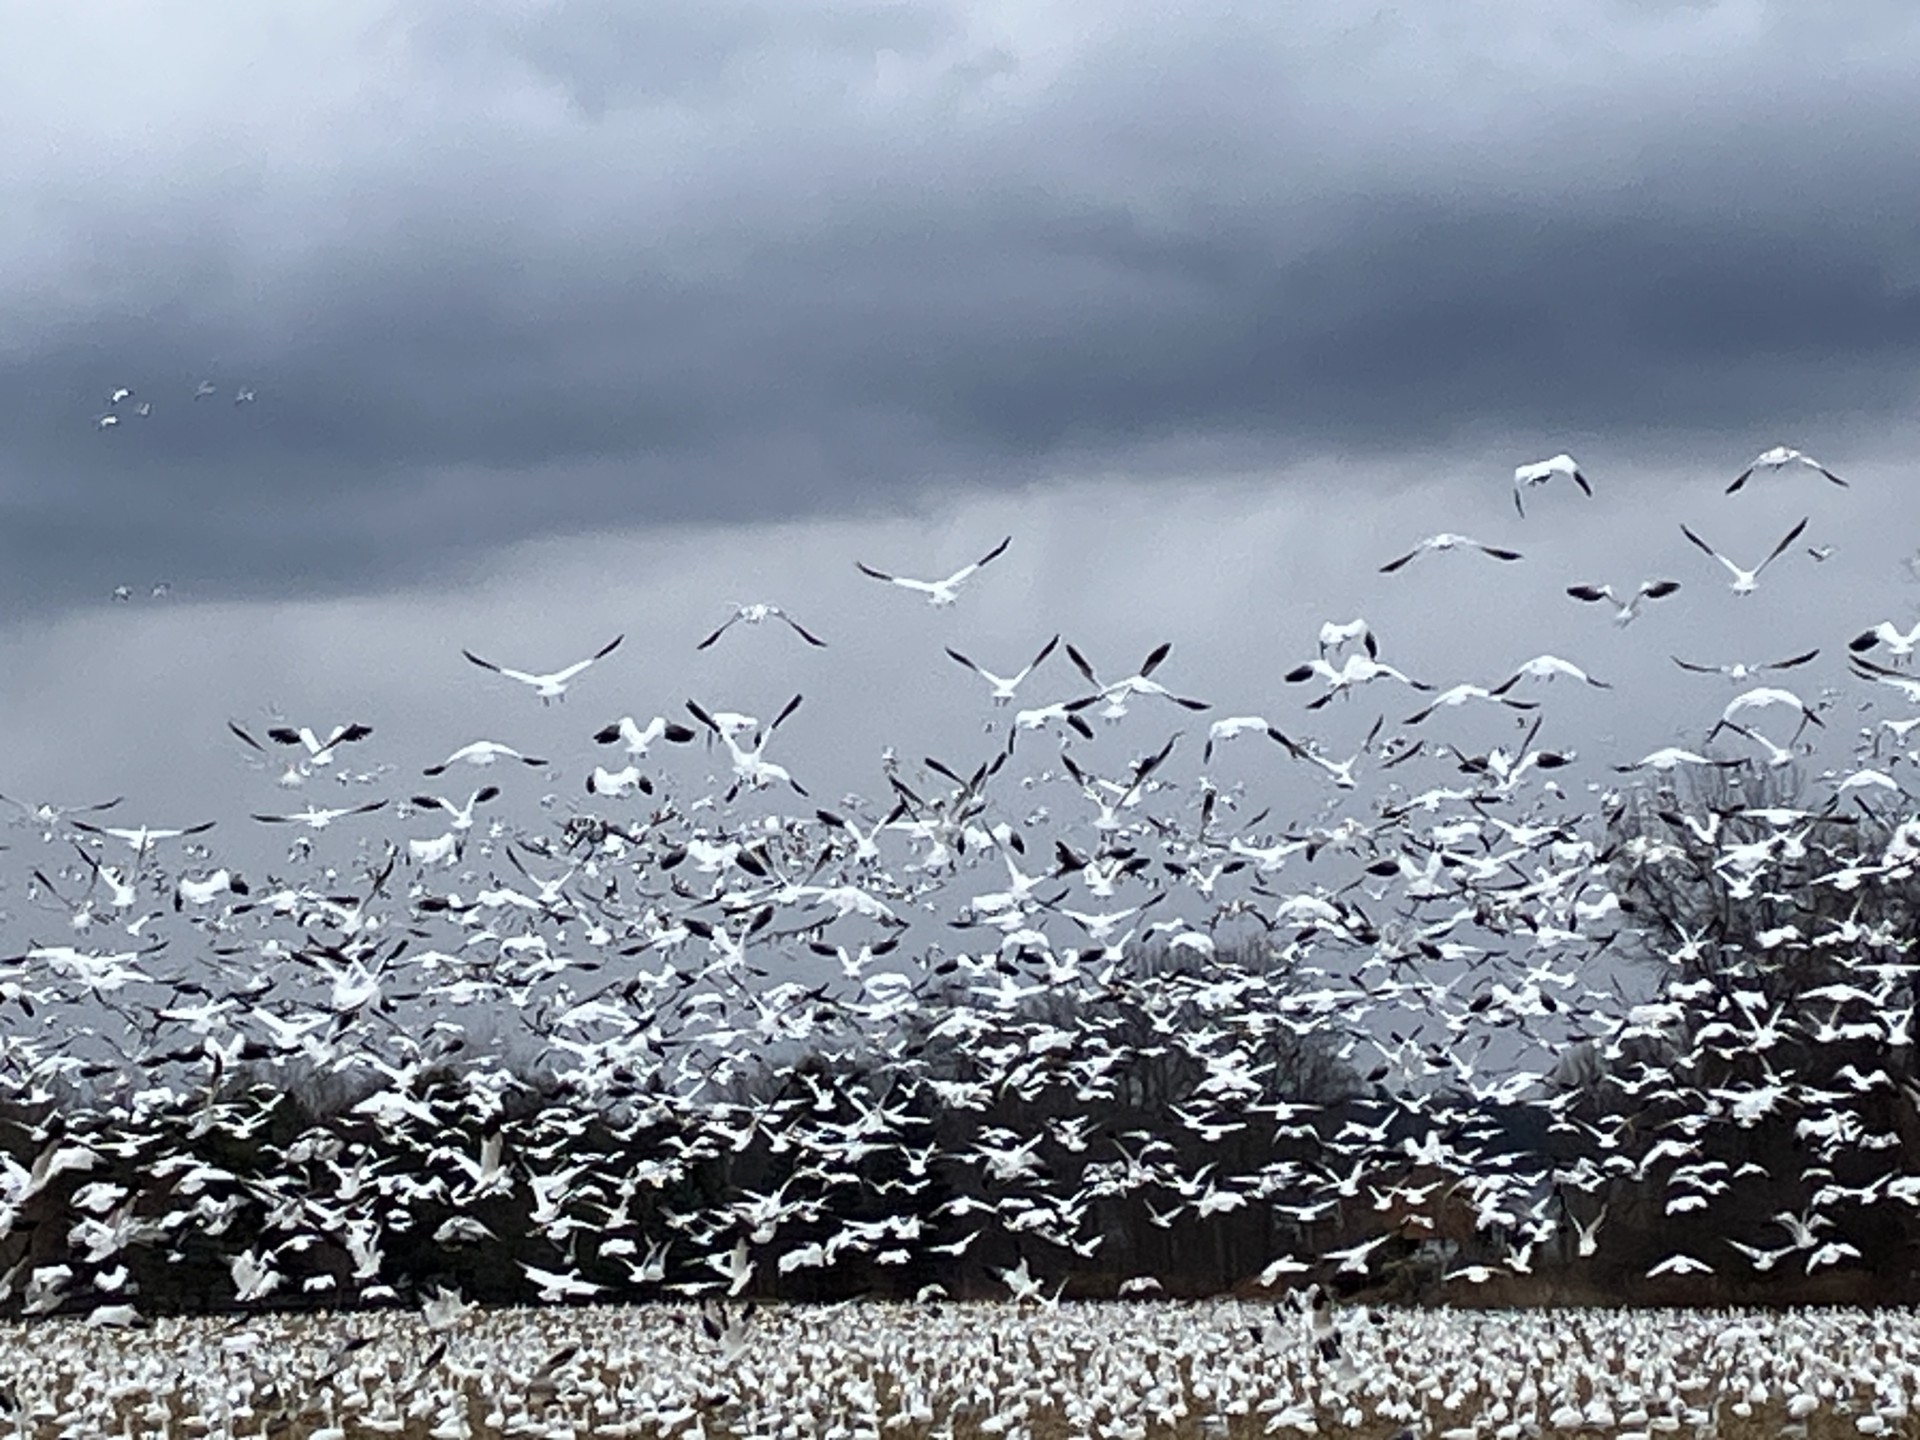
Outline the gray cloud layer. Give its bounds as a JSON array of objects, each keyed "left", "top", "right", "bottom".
[{"left": 4, "top": 2, "right": 1920, "bottom": 613}]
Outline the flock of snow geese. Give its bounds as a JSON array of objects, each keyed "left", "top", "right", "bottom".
[
  {"left": 6, "top": 442, "right": 1920, "bottom": 1432},
  {"left": 1, "top": 1298, "right": 1918, "bottom": 1438},
  {"left": 94, "top": 380, "right": 256, "bottom": 432}
]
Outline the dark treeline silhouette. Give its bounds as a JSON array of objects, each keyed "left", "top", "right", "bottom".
[{"left": 1534, "top": 761, "right": 1920, "bottom": 1303}]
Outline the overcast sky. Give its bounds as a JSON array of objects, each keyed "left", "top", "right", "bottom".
[{"left": 4, "top": 0, "right": 1920, "bottom": 851}]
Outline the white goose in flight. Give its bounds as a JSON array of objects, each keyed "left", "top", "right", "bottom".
[
  {"left": 1402, "top": 683, "right": 1537, "bottom": 727},
  {"left": 1615, "top": 746, "right": 1740, "bottom": 773},
  {"left": 1285, "top": 653, "right": 1431, "bottom": 710},
  {"left": 1512, "top": 453, "right": 1591, "bottom": 517},
  {"left": 1490, "top": 654, "right": 1610, "bottom": 692},
  {"left": 1564, "top": 579, "right": 1681, "bottom": 626},
  {"left": 408, "top": 786, "right": 500, "bottom": 831},
  {"left": 1680, "top": 517, "right": 1807, "bottom": 594},
  {"left": 0, "top": 792, "right": 123, "bottom": 836},
  {"left": 227, "top": 719, "right": 374, "bottom": 767},
  {"left": 592, "top": 715, "right": 698, "bottom": 756},
  {"left": 69, "top": 819, "right": 215, "bottom": 865},
  {"left": 946, "top": 635, "right": 1059, "bottom": 705},
  {"left": 855, "top": 536, "right": 1011, "bottom": 606},
  {"left": 251, "top": 799, "right": 388, "bottom": 830},
  {"left": 1068, "top": 641, "right": 1210, "bottom": 718},
  {"left": 1713, "top": 685, "right": 1826, "bottom": 742},
  {"left": 423, "top": 741, "right": 548, "bottom": 777},
  {"left": 1850, "top": 620, "right": 1920, "bottom": 663},
  {"left": 463, "top": 634, "right": 624, "bottom": 703},
  {"left": 1203, "top": 716, "right": 1293, "bottom": 762},
  {"left": 1671, "top": 648, "right": 1819, "bottom": 682},
  {"left": 1727, "top": 446, "right": 1846, "bottom": 493},
  {"left": 1317, "top": 617, "right": 1375, "bottom": 659},
  {"left": 688, "top": 693, "right": 808, "bottom": 797},
  {"left": 696, "top": 605, "right": 827, "bottom": 651},
  {"left": 1378, "top": 534, "right": 1523, "bottom": 573}
]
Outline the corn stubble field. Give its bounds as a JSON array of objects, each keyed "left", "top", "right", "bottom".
[{"left": 4, "top": 1300, "right": 1918, "bottom": 1439}]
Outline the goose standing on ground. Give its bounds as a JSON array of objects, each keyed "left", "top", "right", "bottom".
[
  {"left": 463, "top": 635, "right": 624, "bottom": 704},
  {"left": 1727, "top": 446, "right": 1847, "bottom": 493},
  {"left": 855, "top": 536, "right": 1011, "bottom": 606},
  {"left": 1379, "top": 534, "right": 1523, "bottom": 574},
  {"left": 697, "top": 605, "right": 827, "bottom": 651},
  {"left": 1513, "top": 453, "right": 1592, "bottom": 516},
  {"left": 1680, "top": 518, "right": 1808, "bottom": 595}
]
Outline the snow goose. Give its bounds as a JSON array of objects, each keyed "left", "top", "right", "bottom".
[
  {"left": 946, "top": 635, "right": 1060, "bottom": 705},
  {"left": 0, "top": 791, "right": 123, "bottom": 836},
  {"left": 1850, "top": 620, "right": 1920, "bottom": 663},
  {"left": 1512, "top": 453, "right": 1592, "bottom": 516},
  {"left": 1852, "top": 652, "right": 1920, "bottom": 702},
  {"left": 69, "top": 818, "right": 215, "bottom": 861},
  {"left": 227, "top": 719, "right": 374, "bottom": 767},
  {"left": 1318, "top": 617, "right": 1376, "bottom": 659},
  {"left": 1614, "top": 747, "right": 1741, "bottom": 774},
  {"left": 1379, "top": 534, "right": 1522, "bottom": 573},
  {"left": 697, "top": 604, "right": 827, "bottom": 650},
  {"left": 856, "top": 535, "right": 1011, "bottom": 606},
  {"left": 1490, "top": 654, "right": 1611, "bottom": 693},
  {"left": 592, "top": 714, "right": 698, "bottom": 756},
  {"left": 1203, "top": 717, "right": 1296, "bottom": 762},
  {"left": 408, "top": 786, "right": 499, "bottom": 830},
  {"left": 1712, "top": 685, "right": 1826, "bottom": 743},
  {"left": 1012, "top": 699, "right": 1097, "bottom": 740},
  {"left": 1680, "top": 517, "right": 1807, "bottom": 594},
  {"left": 688, "top": 693, "right": 808, "bottom": 797},
  {"left": 1565, "top": 579, "right": 1681, "bottom": 626},
  {"left": 422, "top": 741, "right": 547, "bottom": 776},
  {"left": 1402, "top": 683, "right": 1537, "bottom": 726},
  {"left": 250, "top": 799, "right": 388, "bottom": 830},
  {"left": 1728, "top": 446, "right": 1846, "bottom": 493},
  {"left": 462, "top": 634, "right": 624, "bottom": 703},
  {"left": 1286, "top": 653, "right": 1431, "bottom": 709},
  {"left": 1068, "top": 641, "right": 1210, "bottom": 718},
  {"left": 1671, "top": 649, "right": 1819, "bottom": 681}
]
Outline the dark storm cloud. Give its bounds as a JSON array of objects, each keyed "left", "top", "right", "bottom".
[{"left": 4, "top": 2, "right": 1920, "bottom": 612}]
